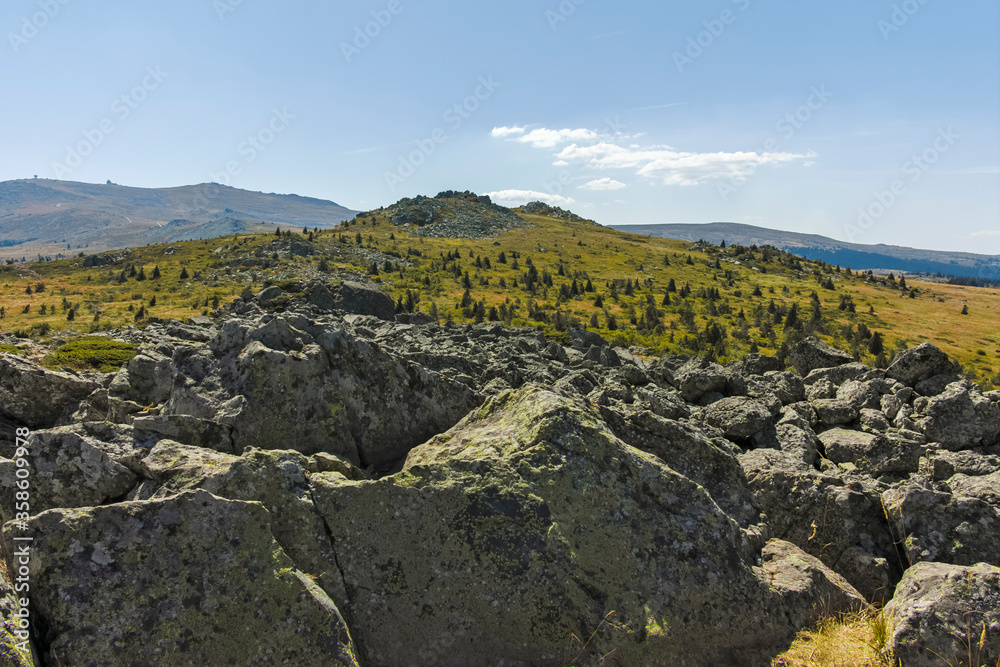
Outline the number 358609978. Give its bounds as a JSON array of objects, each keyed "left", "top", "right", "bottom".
[{"left": 13, "top": 427, "right": 31, "bottom": 523}]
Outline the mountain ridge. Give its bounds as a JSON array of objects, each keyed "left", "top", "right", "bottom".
[
  {"left": 613, "top": 222, "right": 1000, "bottom": 281},
  {"left": 0, "top": 178, "right": 358, "bottom": 259}
]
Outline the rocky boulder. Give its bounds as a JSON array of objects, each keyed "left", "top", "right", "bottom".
[
  {"left": 700, "top": 396, "right": 774, "bottom": 441},
  {"left": 0, "top": 429, "right": 137, "bottom": 522},
  {"left": 2, "top": 490, "right": 358, "bottom": 666},
  {"left": 311, "top": 386, "right": 855, "bottom": 666},
  {"left": 883, "top": 480, "right": 1000, "bottom": 567},
  {"left": 788, "top": 336, "right": 854, "bottom": 376},
  {"left": 739, "top": 448, "right": 897, "bottom": 601},
  {"left": 923, "top": 380, "right": 1000, "bottom": 450},
  {"left": 0, "top": 355, "right": 98, "bottom": 428},
  {"left": 885, "top": 562, "right": 1000, "bottom": 667},
  {"left": 333, "top": 280, "right": 395, "bottom": 321},
  {"left": 886, "top": 342, "right": 955, "bottom": 388}
]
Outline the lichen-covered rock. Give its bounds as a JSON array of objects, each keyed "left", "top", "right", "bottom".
[
  {"left": 0, "top": 355, "right": 98, "bottom": 428},
  {"left": 700, "top": 396, "right": 774, "bottom": 441},
  {"left": 885, "top": 562, "right": 1000, "bottom": 667},
  {"left": 923, "top": 380, "right": 1000, "bottom": 450},
  {"left": 886, "top": 342, "right": 955, "bottom": 388},
  {"left": 0, "top": 429, "right": 137, "bottom": 522},
  {"left": 788, "top": 336, "right": 854, "bottom": 376},
  {"left": 740, "top": 448, "right": 896, "bottom": 601},
  {"left": 672, "top": 356, "right": 728, "bottom": 402},
  {"left": 311, "top": 386, "right": 831, "bottom": 666},
  {"left": 175, "top": 317, "right": 483, "bottom": 468},
  {"left": 819, "top": 428, "right": 920, "bottom": 477},
  {"left": 2, "top": 490, "right": 358, "bottom": 666},
  {"left": 132, "top": 414, "right": 234, "bottom": 453},
  {"left": 882, "top": 480, "right": 1000, "bottom": 567},
  {"left": 759, "top": 539, "right": 866, "bottom": 629},
  {"left": 926, "top": 449, "right": 1000, "bottom": 481},
  {"left": 107, "top": 349, "right": 173, "bottom": 406},
  {"left": 332, "top": 280, "right": 395, "bottom": 321},
  {"left": 811, "top": 398, "right": 858, "bottom": 427}
]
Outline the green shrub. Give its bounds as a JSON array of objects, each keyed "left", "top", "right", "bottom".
[
  {"left": 0, "top": 344, "right": 23, "bottom": 356},
  {"left": 42, "top": 336, "right": 138, "bottom": 372}
]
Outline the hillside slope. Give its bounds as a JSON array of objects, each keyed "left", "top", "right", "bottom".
[
  {"left": 1, "top": 194, "right": 997, "bottom": 386},
  {"left": 0, "top": 179, "right": 358, "bottom": 259}
]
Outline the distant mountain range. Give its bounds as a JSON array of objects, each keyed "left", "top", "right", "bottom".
[
  {"left": 0, "top": 179, "right": 357, "bottom": 259},
  {"left": 613, "top": 222, "right": 1000, "bottom": 281}
]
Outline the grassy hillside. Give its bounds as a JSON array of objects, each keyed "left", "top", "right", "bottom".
[{"left": 1, "top": 201, "right": 997, "bottom": 387}]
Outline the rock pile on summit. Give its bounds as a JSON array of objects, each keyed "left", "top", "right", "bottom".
[{"left": 0, "top": 282, "right": 997, "bottom": 666}]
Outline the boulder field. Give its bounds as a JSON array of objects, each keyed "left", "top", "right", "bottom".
[{"left": 0, "top": 282, "right": 997, "bottom": 666}]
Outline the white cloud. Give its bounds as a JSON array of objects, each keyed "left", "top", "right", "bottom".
[
  {"left": 485, "top": 189, "right": 575, "bottom": 207},
  {"left": 491, "top": 126, "right": 526, "bottom": 138},
  {"left": 970, "top": 230, "right": 1000, "bottom": 237},
  {"left": 580, "top": 178, "right": 627, "bottom": 191},
  {"left": 556, "top": 142, "right": 813, "bottom": 186},
  {"left": 514, "top": 128, "right": 599, "bottom": 149},
  {"left": 492, "top": 123, "right": 815, "bottom": 186}
]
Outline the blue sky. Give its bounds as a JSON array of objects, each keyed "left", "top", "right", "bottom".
[{"left": 2, "top": 0, "right": 998, "bottom": 253}]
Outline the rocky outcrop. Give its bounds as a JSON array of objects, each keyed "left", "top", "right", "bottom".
[
  {"left": 1, "top": 301, "right": 997, "bottom": 666},
  {"left": 311, "top": 387, "right": 853, "bottom": 666},
  {"left": 885, "top": 562, "right": 1000, "bottom": 666}
]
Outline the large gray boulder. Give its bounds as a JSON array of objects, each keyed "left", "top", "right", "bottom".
[
  {"left": 311, "top": 386, "right": 855, "bottom": 666},
  {"left": 788, "top": 336, "right": 854, "bottom": 376},
  {"left": 885, "top": 562, "right": 1000, "bottom": 667},
  {"left": 671, "top": 356, "right": 728, "bottom": 402},
  {"left": 333, "top": 280, "right": 395, "bottom": 321},
  {"left": 700, "top": 396, "right": 774, "bottom": 441},
  {"left": 923, "top": 380, "right": 1000, "bottom": 450},
  {"left": 883, "top": 480, "right": 1000, "bottom": 567},
  {"left": 886, "top": 342, "right": 955, "bottom": 388},
  {"left": 171, "top": 317, "right": 482, "bottom": 469},
  {"left": 2, "top": 490, "right": 359, "bottom": 666},
  {"left": 0, "top": 354, "right": 98, "bottom": 428},
  {"left": 819, "top": 428, "right": 920, "bottom": 476},
  {"left": 0, "top": 429, "right": 137, "bottom": 522},
  {"left": 107, "top": 349, "right": 174, "bottom": 406}
]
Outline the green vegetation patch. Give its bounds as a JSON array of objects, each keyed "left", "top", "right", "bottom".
[
  {"left": 0, "top": 343, "right": 23, "bottom": 355},
  {"left": 42, "top": 336, "right": 138, "bottom": 372}
]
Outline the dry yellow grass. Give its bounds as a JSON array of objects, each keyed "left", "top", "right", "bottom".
[{"left": 773, "top": 611, "right": 895, "bottom": 667}]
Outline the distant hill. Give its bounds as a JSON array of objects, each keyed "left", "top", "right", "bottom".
[
  {"left": 380, "top": 191, "right": 527, "bottom": 239},
  {"left": 612, "top": 222, "right": 1000, "bottom": 281},
  {"left": 0, "top": 179, "right": 358, "bottom": 259}
]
